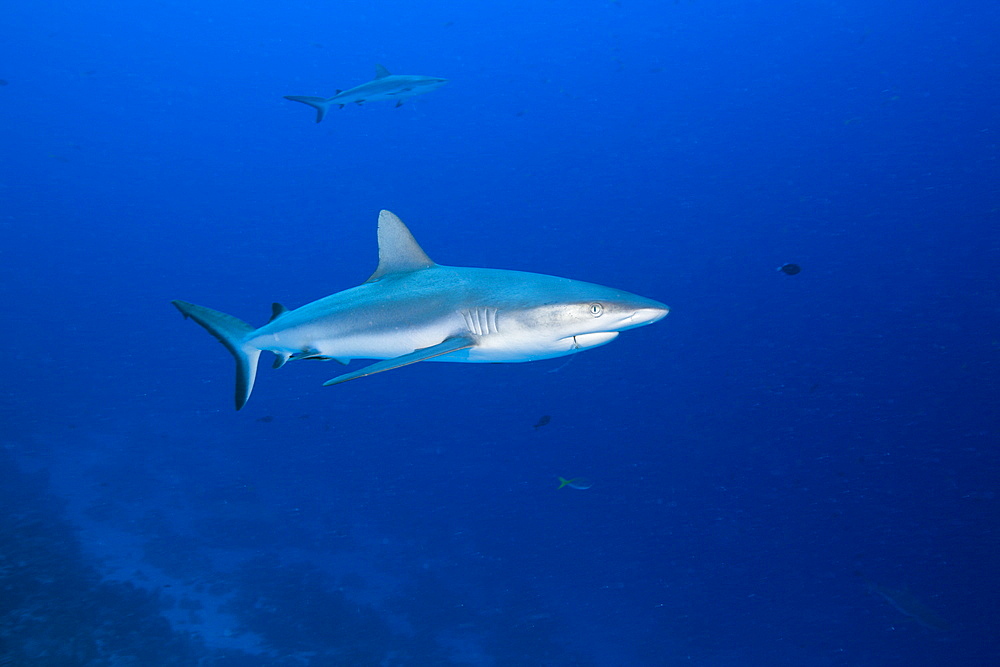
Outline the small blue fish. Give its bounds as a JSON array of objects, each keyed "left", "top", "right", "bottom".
[{"left": 557, "top": 477, "right": 593, "bottom": 490}]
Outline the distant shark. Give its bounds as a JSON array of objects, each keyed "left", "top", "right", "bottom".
[
  {"left": 284, "top": 64, "right": 447, "bottom": 122},
  {"left": 173, "top": 211, "right": 669, "bottom": 410}
]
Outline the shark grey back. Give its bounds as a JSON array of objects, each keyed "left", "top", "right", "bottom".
[{"left": 173, "top": 210, "right": 668, "bottom": 410}]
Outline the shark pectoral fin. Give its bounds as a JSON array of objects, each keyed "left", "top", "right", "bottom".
[
  {"left": 283, "top": 95, "right": 332, "bottom": 123},
  {"left": 395, "top": 100, "right": 404, "bottom": 108},
  {"left": 322, "top": 336, "right": 475, "bottom": 386}
]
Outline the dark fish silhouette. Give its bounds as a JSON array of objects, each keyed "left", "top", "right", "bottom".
[
  {"left": 533, "top": 415, "right": 551, "bottom": 429},
  {"left": 778, "top": 263, "right": 801, "bottom": 275}
]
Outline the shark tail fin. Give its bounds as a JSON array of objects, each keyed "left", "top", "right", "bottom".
[
  {"left": 283, "top": 95, "right": 332, "bottom": 123},
  {"left": 171, "top": 300, "right": 261, "bottom": 410}
]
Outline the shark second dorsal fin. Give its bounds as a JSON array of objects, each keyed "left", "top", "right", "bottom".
[
  {"left": 365, "top": 210, "right": 436, "bottom": 283},
  {"left": 269, "top": 302, "right": 289, "bottom": 322},
  {"left": 374, "top": 64, "right": 391, "bottom": 79}
]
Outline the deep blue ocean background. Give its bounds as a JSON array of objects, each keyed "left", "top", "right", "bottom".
[{"left": 2, "top": 1, "right": 997, "bottom": 665}]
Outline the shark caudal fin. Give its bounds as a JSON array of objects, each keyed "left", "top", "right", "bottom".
[
  {"left": 172, "top": 300, "right": 261, "bottom": 410},
  {"left": 283, "top": 95, "right": 332, "bottom": 123}
]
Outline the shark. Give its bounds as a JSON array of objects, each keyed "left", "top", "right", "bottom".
[
  {"left": 284, "top": 64, "right": 447, "bottom": 122},
  {"left": 172, "top": 210, "right": 669, "bottom": 410},
  {"left": 867, "top": 581, "right": 951, "bottom": 631}
]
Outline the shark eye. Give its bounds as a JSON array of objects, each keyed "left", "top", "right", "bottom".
[{"left": 589, "top": 303, "right": 604, "bottom": 317}]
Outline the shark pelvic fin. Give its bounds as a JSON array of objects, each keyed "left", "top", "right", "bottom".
[
  {"left": 172, "top": 300, "right": 261, "bottom": 410},
  {"left": 374, "top": 64, "right": 391, "bottom": 79},
  {"left": 323, "top": 336, "right": 475, "bottom": 386},
  {"left": 283, "top": 95, "right": 331, "bottom": 123},
  {"left": 365, "top": 210, "right": 437, "bottom": 283}
]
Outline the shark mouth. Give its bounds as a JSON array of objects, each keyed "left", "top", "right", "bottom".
[{"left": 571, "top": 332, "right": 620, "bottom": 349}]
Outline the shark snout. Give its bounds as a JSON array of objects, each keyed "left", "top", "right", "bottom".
[{"left": 627, "top": 305, "right": 670, "bottom": 327}]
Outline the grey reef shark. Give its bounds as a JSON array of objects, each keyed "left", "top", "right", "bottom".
[
  {"left": 284, "top": 64, "right": 447, "bottom": 122},
  {"left": 173, "top": 211, "right": 669, "bottom": 410}
]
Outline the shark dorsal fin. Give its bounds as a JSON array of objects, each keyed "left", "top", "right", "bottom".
[
  {"left": 365, "top": 210, "right": 436, "bottom": 283},
  {"left": 374, "top": 64, "right": 391, "bottom": 79},
  {"left": 269, "top": 302, "right": 289, "bottom": 322}
]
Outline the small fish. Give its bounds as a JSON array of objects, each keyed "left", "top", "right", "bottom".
[
  {"left": 533, "top": 415, "right": 551, "bottom": 429},
  {"left": 557, "top": 477, "right": 593, "bottom": 490},
  {"left": 778, "top": 263, "right": 801, "bottom": 275}
]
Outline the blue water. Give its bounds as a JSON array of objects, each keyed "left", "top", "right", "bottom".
[{"left": 2, "top": 1, "right": 997, "bottom": 664}]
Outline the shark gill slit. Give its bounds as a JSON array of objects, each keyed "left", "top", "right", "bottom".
[{"left": 462, "top": 308, "right": 496, "bottom": 336}]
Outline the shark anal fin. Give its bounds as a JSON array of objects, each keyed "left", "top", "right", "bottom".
[
  {"left": 323, "top": 336, "right": 475, "bottom": 386},
  {"left": 395, "top": 100, "right": 403, "bottom": 108},
  {"left": 273, "top": 352, "right": 291, "bottom": 369}
]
